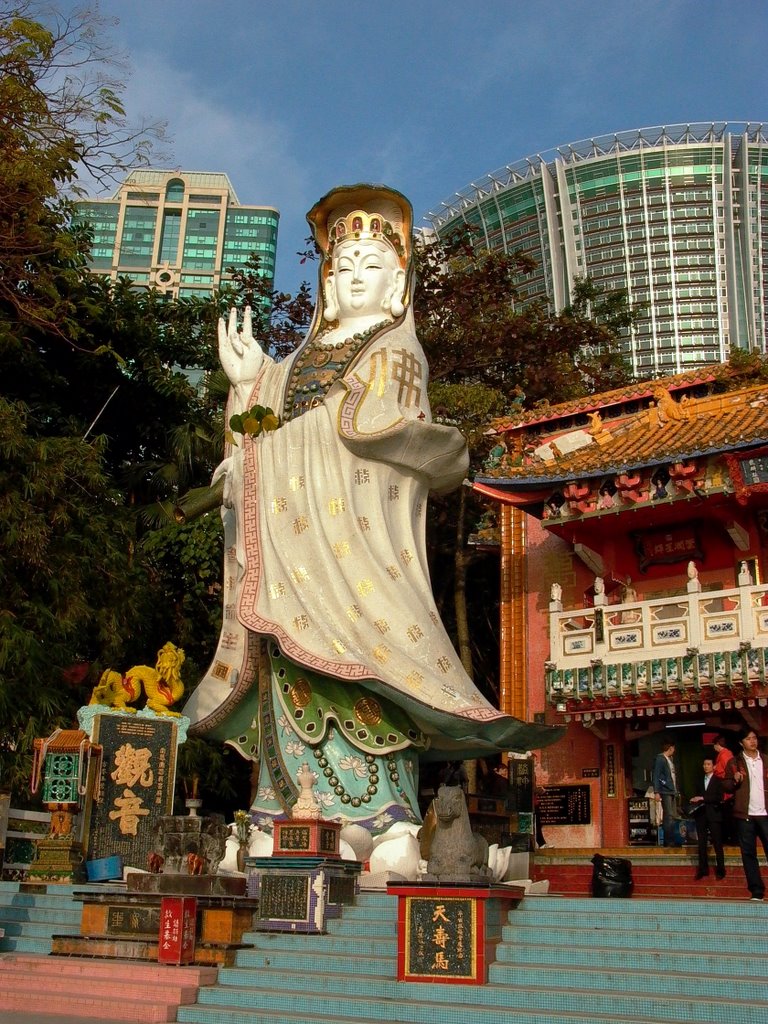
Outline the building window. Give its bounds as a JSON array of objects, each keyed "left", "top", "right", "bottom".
[
  {"left": 165, "top": 178, "right": 185, "bottom": 203},
  {"left": 159, "top": 210, "right": 182, "bottom": 264},
  {"left": 118, "top": 206, "right": 157, "bottom": 267}
]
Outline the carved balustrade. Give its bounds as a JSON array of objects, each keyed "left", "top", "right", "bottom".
[{"left": 546, "top": 575, "right": 768, "bottom": 705}]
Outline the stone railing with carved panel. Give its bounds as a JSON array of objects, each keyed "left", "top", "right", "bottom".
[{"left": 546, "top": 577, "right": 768, "bottom": 705}]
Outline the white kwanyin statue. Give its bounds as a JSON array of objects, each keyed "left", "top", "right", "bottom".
[{"left": 183, "top": 184, "right": 557, "bottom": 834}]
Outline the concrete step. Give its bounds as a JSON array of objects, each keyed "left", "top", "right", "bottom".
[
  {"left": 495, "top": 936, "right": 766, "bottom": 978},
  {"left": 503, "top": 921, "right": 765, "bottom": 953},
  {"left": 0, "top": 969, "right": 200, "bottom": 1007},
  {"left": 177, "top": 1001, "right": 751, "bottom": 1024},
  {"left": 216, "top": 965, "right": 395, "bottom": 994},
  {"left": 190, "top": 894, "right": 768, "bottom": 1024},
  {"left": 193, "top": 976, "right": 766, "bottom": 1024},
  {"left": 0, "top": 990, "right": 178, "bottom": 1023},
  {"left": 232, "top": 946, "right": 396, "bottom": 975},
  {"left": 0, "top": 954, "right": 218, "bottom": 1023},
  {"left": 222, "top": 951, "right": 766, "bottom": 1003},
  {"left": 0, "top": 935, "right": 55, "bottom": 954},
  {"left": 324, "top": 917, "right": 401, "bottom": 937},
  {"left": 533, "top": 855, "right": 750, "bottom": 899},
  {"left": 0, "top": 893, "right": 93, "bottom": 910},
  {"left": 520, "top": 893, "right": 762, "bottom": 917},
  {"left": 489, "top": 961, "right": 768, "bottom": 1002},
  {"left": 0, "top": 954, "right": 217, "bottom": 985},
  {"left": 511, "top": 903, "right": 761, "bottom": 931},
  {"left": 0, "top": 904, "right": 82, "bottom": 923},
  {"left": 240, "top": 930, "right": 398, "bottom": 955},
  {"left": 0, "top": 919, "right": 81, "bottom": 937}
]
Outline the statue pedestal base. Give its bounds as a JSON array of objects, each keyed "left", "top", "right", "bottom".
[
  {"left": 387, "top": 883, "right": 525, "bottom": 985},
  {"left": 246, "top": 855, "right": 360, "bottom": 934},
  {"left": 53, "top": 876, "right": 257, "bottom": 966},
  {"left": 27, "top": 838, "right": 85, "bottom": 885}
]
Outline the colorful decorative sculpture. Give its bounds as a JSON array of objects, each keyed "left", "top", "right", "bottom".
[
  {"left": 183, "top": 184, "right": 558, "bottom": 833},
  {"left": 29, "top": 728, "right": 102, "bottom": 882},
  {"left": 89, "top": 642, "right": 185, "bottom": 716}
]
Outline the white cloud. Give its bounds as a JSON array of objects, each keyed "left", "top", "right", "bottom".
[{"left": 120, "top": 51, "right": 309, "bottom": 211}]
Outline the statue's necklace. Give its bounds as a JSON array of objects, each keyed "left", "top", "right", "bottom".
[{"left": 283, "top": 320, "right": 390, "bottom": 421}]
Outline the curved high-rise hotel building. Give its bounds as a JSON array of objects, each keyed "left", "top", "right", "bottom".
[{"left": 427, "top": 123, "right": 768, "bottom": 374}]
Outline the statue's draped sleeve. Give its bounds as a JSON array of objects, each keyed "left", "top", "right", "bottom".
[{"left": 334, "top": 332, "right": 468, "bottom": 493}]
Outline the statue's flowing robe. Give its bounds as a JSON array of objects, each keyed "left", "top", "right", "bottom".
[{"left": 184, "top": 312, "right": 556, "bottom": 829}]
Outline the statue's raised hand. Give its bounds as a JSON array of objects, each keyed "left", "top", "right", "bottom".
[{"left": 218, "top": 306, "right": 264, "bottom": 386}]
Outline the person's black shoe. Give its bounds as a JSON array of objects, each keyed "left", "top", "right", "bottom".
[
  {"left": 694, "top": 869, "right": 708, "bottom": 880},
  {"left": 715, "top": 868, "right": 726, "bottom": 880}
]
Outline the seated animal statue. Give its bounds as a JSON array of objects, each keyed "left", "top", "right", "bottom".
[
  {"left": 147, "top": 851, "right": 165, "bottom": 874},
  {"left": 89, "top": 669, "right": 141, "bottom": 712},
  {"left": 186, "top": 852, "right": 205, "bottom": 876},
  {"left": 422, "top": 784, "right": 490, "bottom": 883},
  {"left": 89, "top": 642, "right": 185, "bottom": 717}
]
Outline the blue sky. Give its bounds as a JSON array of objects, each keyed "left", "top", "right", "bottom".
[{"left": 72, "top": 0, "right": 765, "bottom": 297}]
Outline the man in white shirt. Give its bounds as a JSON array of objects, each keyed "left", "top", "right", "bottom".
[{"left": 726, "top": 728, "right": 768, "bottom": 900}]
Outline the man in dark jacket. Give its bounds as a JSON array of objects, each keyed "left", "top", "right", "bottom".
[
  {"left": 653, "top": 740, "right": 681, "bottom": 846},
  {"left": 725, "top": 728, "right": 768, "bottom": 900},
  {"left": 689, "top": 757, "right": 726, "bottom": 880}
]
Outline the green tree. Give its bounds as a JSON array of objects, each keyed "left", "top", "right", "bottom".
[
  {"left": 0, "top": 400, "right": 150, "bottom": 793},
  {"left": 0, "top": 5, "right": 220, "bottom": 799},
  {"left": 413, "top": 228, "right": 637, "bottom": 683},
  {"left": 0, "top": 2, "right": 164, "bottom": 340}
]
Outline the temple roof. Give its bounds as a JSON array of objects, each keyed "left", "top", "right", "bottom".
[
  {"left": 488, "top": 366, "right": 728, "bottom": 433},
  {"left": 478, "top": 376, "right": 768, "bottom": 489}
]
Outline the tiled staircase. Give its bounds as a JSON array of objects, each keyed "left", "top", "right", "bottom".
[
  {"left": 177, "top": 890, "right": 768, "bottom": 1024},
  {"left": 0, "top": 880, "right": 217, "bottom": 1021},
  {"left": 0, "top": 955, "right": 218, "bottom": 1022},
  {"left": 533, "top": 845, "right": 750, "bottom": 899},
  {"left": 2, "top": 879, "right": 767, "bottom": 1024},
  {"left": 0, "top": 880, "right": 83, "bottom": 953}
]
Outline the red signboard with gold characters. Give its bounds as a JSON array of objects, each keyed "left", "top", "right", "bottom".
[
  {"left": 158, "top": 896, "right": 196, "bottom": 964},
  {"left": 388, "top": 884, "right": 523, "bottom": 985}
]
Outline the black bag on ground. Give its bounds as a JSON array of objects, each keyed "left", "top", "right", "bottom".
[{"left": 591, "top": 853, "right": 633, "bottom": 897}]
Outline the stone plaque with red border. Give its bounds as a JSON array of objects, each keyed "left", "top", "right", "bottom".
[{"left": 388, "top": 884, "right": 523, "bottom": 985}]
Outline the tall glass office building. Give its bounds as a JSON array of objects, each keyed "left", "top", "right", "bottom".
[
  {"left": 427, "top": 123, "right": 768, "bottom": 374},
  {"left": 74, "top": 170, "right": 279, "bottom": 298}
]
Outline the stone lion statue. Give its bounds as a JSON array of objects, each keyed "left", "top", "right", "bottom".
[
  {"left": 89, "top": 642, "right": 185, "bottom": 717},
  {"left": 421, "top": 784, "right": 489, "bottom": 883}
]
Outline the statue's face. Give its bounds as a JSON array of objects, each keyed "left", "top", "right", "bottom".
[{"left": 330, "top": 237, "right": 401, "bottom": 319}]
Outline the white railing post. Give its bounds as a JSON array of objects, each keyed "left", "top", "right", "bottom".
[
  {"left": 738, "top": 563, "right": 755, "bottom": 643},
  {"left": 686, "top": 562, "right": 703, "bottom": 651}
]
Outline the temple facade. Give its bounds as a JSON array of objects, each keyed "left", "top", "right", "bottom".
[{"left": 473, "top": 363, "right": 768, "bottom": 847}]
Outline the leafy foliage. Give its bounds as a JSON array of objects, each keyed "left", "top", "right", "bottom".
[
  {"left": 139, "top": 513, "right": 224, "bottom": 673},
  {"left": 226, "top": 254, "right": 314, "bottom": 362},
  {"left": 228, "top": 403, "right": 280, "bottom": 443},
  {"left": 0, "top": 2, "right": 164, "bottom": 338},
  {"left": 413, "top": 227, "right": 638, "bottom": 682},
  {"left": 0, "top": 397, "right": 148, "bottom": 793},
  {"left": 0, "top": 5, "right": 220, "bottom": 799},
  {"left": 415, "top": 228, "right": 637, "bottom": 445}
]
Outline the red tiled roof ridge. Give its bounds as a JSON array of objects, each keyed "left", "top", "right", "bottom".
[
  {"left": 489, "top": 364, "right": 737, "bottom": 433},
  {"left": 482, "top": 380, "right": 768, "bottom": 483}
]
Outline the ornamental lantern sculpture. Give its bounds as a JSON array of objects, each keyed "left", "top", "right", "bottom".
[{"left": 29, "top": 728, "right": 102, "bottom": 883}]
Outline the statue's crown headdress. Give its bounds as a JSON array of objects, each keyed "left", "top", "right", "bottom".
[
  {"left": 328, "top": 209, "right": 405, "bottom": 260},
  {"left": 307, "top": 184, "right": 412, "bottom": 272}
]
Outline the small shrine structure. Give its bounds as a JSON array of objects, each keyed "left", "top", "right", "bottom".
[{"left": 472, "top": 363, "right": 768, "bottom": 847}]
